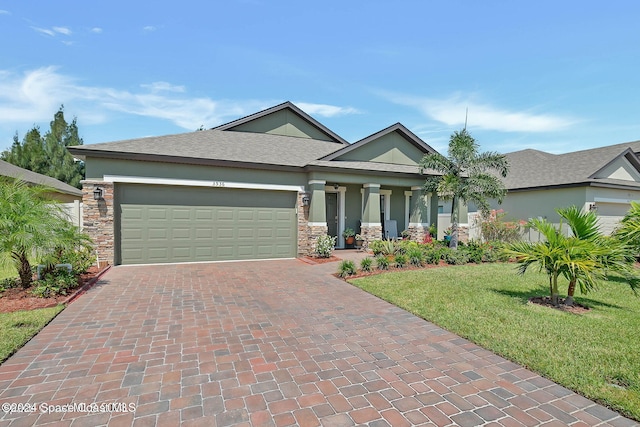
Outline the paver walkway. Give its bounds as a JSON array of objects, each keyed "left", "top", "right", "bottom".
[{"left": 0, "top": 255, "right": 637, "bottom": 426}]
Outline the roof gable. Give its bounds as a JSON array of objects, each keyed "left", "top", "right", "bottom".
[
  {"left": 590, "top": 148, "right": 640, "bottom": 182},
  {"left": 214, "top": 101, "right": 348, "bottom": 145},
  {"left": 321, "top": 123, "right": 436, "bottom": 166},
  {"left": 0, "top": 159, "right": 82, "bottom": 197}
]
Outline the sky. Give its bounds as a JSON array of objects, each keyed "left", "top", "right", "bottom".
[{"left": 1, "top": 1, "right": 639, "bottom": 155}]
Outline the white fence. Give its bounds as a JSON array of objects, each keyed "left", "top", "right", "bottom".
[{"left": 61, "top": 200, "right": 83, "bottom": 228}]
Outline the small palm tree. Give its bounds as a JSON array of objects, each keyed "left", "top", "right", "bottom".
[
  {"left": 505, "top": 206, "right": 639, "bottom": 306},
  {"left": 0, "top": 178, "right": 84, "bottom": 288},
  {"left": 613, "top": 201, "right": 640, "bottom": 254},
  {"left": 420, "top": 129, "right": 508, "bottom": 249}
]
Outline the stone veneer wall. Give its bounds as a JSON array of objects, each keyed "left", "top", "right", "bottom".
[
  {"left": 407, "top": 225, "right": 429, "bottom": 243},
  {"left": 82, "top": 180, "right": 115, "bottom": 266},
  {"left": 360, "top": 224, "right": 382, "bottom": 250},
  {"left": 297, "top": 192, "right": 311, "bottom": 256},
  {"left": 307, "top": 225, "right": 329, "bottom": 256}
]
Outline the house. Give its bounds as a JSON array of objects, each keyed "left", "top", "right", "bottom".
[
  {"left": 495, "top": 141, "right": 640, "bottom": 235},
  {"left": 68, "top": 102, "right": 443, "bottom": 266},
  {"left": 0, "top": 159, "right": 83, "bottom": 227}
]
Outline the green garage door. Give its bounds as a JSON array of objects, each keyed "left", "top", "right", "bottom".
[{"left": 117, "top": 184, "right": 298, "bottom": 265}]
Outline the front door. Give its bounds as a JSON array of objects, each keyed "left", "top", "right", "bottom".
[{"left": 326, "top": 192, "right": 338, "bottom": 244}]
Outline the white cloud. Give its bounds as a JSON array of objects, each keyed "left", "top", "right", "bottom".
[
  {"left": 385, "top": 92, "right": 576, "bottom": 133},
  {"left": 0, "top": 67, "right": 261, "bottom": 132},
  {"left": 0, "top": 10, "right": 10, "bottom": 15},
  {"left": 52, "top": 26, "right": 71, "bottom": 35},
  {"left": 90, "top": 27, "right": 103, "bottom": 33},
  {"left": 31, "top": 26, "right": 56, "bottom": 37},
  {"left": 295, "top": 102, "right": 360, "bottom": 117},
  {"left": 143, "top": 25, "right": 156, "bottom": 32}
]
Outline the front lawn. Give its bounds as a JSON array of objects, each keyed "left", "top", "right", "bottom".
[
  {"left": 350, "top": 263, "right": 640, "bottom": 421},
  {"left": 0, "top": 306, "right": 65, "bottom": 364}
]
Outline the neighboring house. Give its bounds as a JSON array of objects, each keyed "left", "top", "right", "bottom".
[
  {"left": 69, "top": 102, "right": 442, "bottom": 266},
  {"left": 494, "top": 140, "right": 640, "bottom": 235},
  {"left": 0, "top": 159, "right": 83, "bottom": 227}
]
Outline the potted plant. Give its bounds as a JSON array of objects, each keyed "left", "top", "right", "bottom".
[
  {"left": 342, "top": 228, "right": 356, "bottom": 246},
  {"left": 355, "top": 234, "right": 364, "bottom": 249},
  {"left": 401, "top": 230, "right": 410, "bottom": 240}
]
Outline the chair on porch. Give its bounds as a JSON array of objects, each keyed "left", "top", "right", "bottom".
[{"left": 384, "top": 220, "right": 399, "bottom": 240}]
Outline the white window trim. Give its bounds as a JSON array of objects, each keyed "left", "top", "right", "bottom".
[{"left": 325, "top": 186, "right": 346, "bottom": 248}]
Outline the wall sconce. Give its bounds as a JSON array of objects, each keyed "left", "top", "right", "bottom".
[
  {"left": 93, "top": 187, "right": 104, "bottom": 200},
  {"left": 302, "top": 195, "right": 310, "bottom": 206},
  {"left": 589, "top": 203, "right": 597, "bottom": 212},
  {"left": 333, "top": 183, "right": 339, "bottom": 190}
]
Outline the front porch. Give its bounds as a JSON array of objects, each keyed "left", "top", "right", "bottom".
[{"left": 299, "top": 179, "right": 439, "bottom": 255}]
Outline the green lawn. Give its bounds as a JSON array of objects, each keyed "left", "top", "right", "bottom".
[
  {"left": 350, "top": 263, "right": 640, "bottom": 421},
  {"left": 0, "top": 306, "right": 65, "bottom": 364}
]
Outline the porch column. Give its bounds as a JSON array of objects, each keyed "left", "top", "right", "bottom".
[
  {"left": 408, "top": 186, "right": 430, "bottom": 242},
  {"left": 429, "top": 192, "right": 439, "bottom": 234},
  {"left": 306, "top": 180, "right": 328, "bottom": 256},
  {"left": 361, "top": 183, "right": 382, "bottom": 245}
]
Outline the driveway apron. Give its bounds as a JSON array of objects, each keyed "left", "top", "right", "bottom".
[{"left": 0, "top": 259, "right": 637, "bottom": 426}]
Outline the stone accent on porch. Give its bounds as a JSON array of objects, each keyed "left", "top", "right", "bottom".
[
  {"left": 407, "top": 224, "right": 429, "bottom": 242},
  {"left": 296, "top": 191, "right": 311, "bottom": 256},
  {"left": 307, "top": 224, "right": 330, "bottom": 256},
  {"left": 81, "top": 180, "right": 114, "bottom": 266},
  {"left": 360, "top": 223, "right": 382, "bottom": 247}
]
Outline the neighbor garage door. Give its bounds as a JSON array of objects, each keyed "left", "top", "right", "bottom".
[
  {"left": 116, "top": 184, "right": 297, "bottom": 265},
  {"left": 596, "top": 202, "right": 629, "bottom": 235}
]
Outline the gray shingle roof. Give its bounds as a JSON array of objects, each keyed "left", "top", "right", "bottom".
[
  {"left": 504, "top": 141, "right": 640, "bottom": 190},
  {"left": 69, "top": 129, "right": 345, "bottom": 168},
  {"left": 0, "top": 159, "right": 82, "bottom": 197}
]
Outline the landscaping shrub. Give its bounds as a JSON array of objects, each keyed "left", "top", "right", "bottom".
[
  {"left": 407, "top": 247, "right": 424, "bottom": 267},
  {"left": 360, "top": 257, "right": 373, "bottom": 272},
  {"left": 423, "top": 246, "right": 444, "bottom": 264},
  {"left": 0, "top": 277, "right": 19, "bottom": 293},
  {"left": 443, "top": 249, "right": 470, "bottom": 265},
  {"left": 315, "top": 235, "right": 337, "bottom": 258},
  {"left": 397, "top": 240, "right": 420, "bottom": 255},
  {"left": 337, "top": 260, "right": 357, "bottom": 278},
  {"left": 464, "top": 240, "right": 486, "bottom": 264},
  {"left": 394, "top": 254, "right": 407, "bottom": 268},
  {"left": 31, "top": 270, "right": 78, "bottom": 298},
  {"left": 370, "top": 239, "right": 396, "bottom": 256},
  {"left": 60, "top": 246, "right": 95, "bottom": 275},
  {"left": 376, "top": 255, "right": 390, "bottom": 270},
  {"left": 369, "top": 240, "right": 385, "bottom": 256},
  {"left": 480, "top": 209, "right": 525, "bottom": 243}
]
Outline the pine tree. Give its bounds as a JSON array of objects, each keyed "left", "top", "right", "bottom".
[{"left": 1, "top": 106, "right": 85, "bottom": 188}]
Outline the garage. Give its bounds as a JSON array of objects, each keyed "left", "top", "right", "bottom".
[
  {"left": 116, "top": 184, "right": 297, "bottom": 265},
  {"left": 595, "top": 202, "right": 630, "bottom": 235}
]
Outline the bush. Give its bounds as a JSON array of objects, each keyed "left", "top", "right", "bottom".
[
  {"left": 360, "top": 257, "right": 373, "bottom": 272},
  {"left": 423, "top": 246, "right": 443, "bottom": 264},
  {"left": 394, "top": 254, "right": 408, "bottom": 268},
  {"left": 407, "top": 247, "right": 424, "bottom": 267},
  {"left": 443, "top": 249, "right": 470, "bottom": 265},
  {"left": 463, "top": 240, "right": 485, "bottom": 264},
  {"left": 480, "top": 209, "right": 525, "bottom": 243},
  {"left": 370, "top": 239, "right": 396, "bottom": 256},
  {"left": 337, "top": 260, "right": 357, "bottom": 278},
  {"left": 315, "top": 235, "right": 337, "bottom": 258},
  {"left": 61, "top": 246, "right": 95, "bottom": 275},
  {"left": 376, "top": 255, "right": 390, "bottom": 270},
  {"left": 0, "top": 277, "right": 19, "bottom": 293},
  {"left": 31, "top": 270, "right": 78, "bottom": 298}
]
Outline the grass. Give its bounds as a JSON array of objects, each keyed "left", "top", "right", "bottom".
[
  {"left": 350, "top": 263, "right": 640, "bottom": 421},
  {"left": 0, "top": 306, "right": 65, "bottom": 364}
]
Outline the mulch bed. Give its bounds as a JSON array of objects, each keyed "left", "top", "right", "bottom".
[
  {"left": 299, "top": 255, "right": 342, "bottom": 264},
  {"left": 528, "top": 296, "right": 590, "bottom": 314},
  {"left": 0, "top": 265, "right": 111, "bottom": 313}
]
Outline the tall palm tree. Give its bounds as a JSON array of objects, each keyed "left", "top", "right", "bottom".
[
  {"left": 613, "top": 201, "right": 640, "bottom": 254},
  {"left": 420, "top": 129, "right": 509, "bottom": 249}
]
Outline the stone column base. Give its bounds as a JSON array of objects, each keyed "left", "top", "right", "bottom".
[
  {"left": 360, "top": 224, "right": 382, "bottom": 251},
  {"left": 407, "top": 225, "right": 429, "bottom": 243},
  {"left": 306, "top": 225, "right": 329, "bottom": 256}
]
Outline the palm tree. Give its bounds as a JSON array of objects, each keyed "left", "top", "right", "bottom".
[
  {"left": 0, "top": 178, "right": 83, "bottom": 288},
  {"left": 613, "top": 201, "right": 640, "bottom": 254},
  {"left": 505, "top": 206, "right": 639, "bottom": 306},
  {"left": 419, "top": 129, "right": 509, "bottom": 249}
]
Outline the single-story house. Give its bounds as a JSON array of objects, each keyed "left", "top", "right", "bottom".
[
  {"left": 495, "top": 140, "right": 640, "bottom": 235},
  {"left": 0, "top": 159, "right": 83, "bottom": 227},
  {"left": 69, "top": 102, "right": 444, "bottom": 265}
]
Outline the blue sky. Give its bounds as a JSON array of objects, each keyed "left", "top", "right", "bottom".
[{"left": 1, "top": 1, "right": 639, "bottom": 155}]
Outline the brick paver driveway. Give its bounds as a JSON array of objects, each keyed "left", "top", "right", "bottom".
[{"left": 1, "top": 258, "right": 637, "bottom": 426}]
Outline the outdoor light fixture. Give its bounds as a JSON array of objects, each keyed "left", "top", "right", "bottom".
[
  {"left": 333, "top": 183, "right": 339, "bottom": 190},
  {"left": 93, "top": 187, "right": 104, "bottom": 200},
  {"left": 302, "top": 195, "right": 310, "bottom": 206},
  {"left": 589, "top": 203, "right": 598, "bottom": 211}
]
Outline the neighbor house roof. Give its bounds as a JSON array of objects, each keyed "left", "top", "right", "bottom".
[
  {"left": 504, "top": 140, "right": 640, "bottom": 191},
  {"left": 0, "top": 159, "right": 82, "bottom": 197}
]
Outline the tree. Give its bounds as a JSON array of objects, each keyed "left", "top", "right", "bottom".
[
  {"left": 613, "top": 201, "right": 640, "bottom": 254},
  {"left": 419, "top": 129, "right": 509, "bottom": 249},
  {"left": 1, "top": 106, "right": 85, "bottom": 188},
  {"left": 0, "top": 178, "right": 88, "bottom": 288},
  {"left": 505, "top": 206, "right": 639, "bottom": 306}
]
